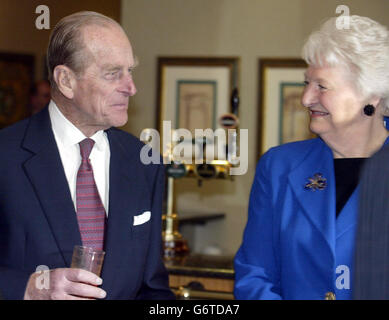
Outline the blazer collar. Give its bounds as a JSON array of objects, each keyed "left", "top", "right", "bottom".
[
  {"left": 336, "top": 135, "right": 389, "bottom": 237},
  {"left": 288, "top": 138, "right": 336, "bottom": 253},
  {"left": 22, "top": 108, "right": 81, "bottom": 266},
  {"left": 100, "top": 128, "right": 148, "bottom": 296}
]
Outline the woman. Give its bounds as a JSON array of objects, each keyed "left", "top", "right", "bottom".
[{"left": 234, "top": 15, "right": 389, "bottom": 300}]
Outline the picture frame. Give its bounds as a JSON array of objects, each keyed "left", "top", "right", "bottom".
[
  {"left": 157, "top": 57, "right": 239, "bottom": 136},
  {"left": 257, "top": 58, "right": 314, "bottom": 158},
  {"left": 0, "top": 52, "right": 35, "bottom": 129}
]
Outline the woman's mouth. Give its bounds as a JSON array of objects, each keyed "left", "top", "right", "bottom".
[{"left": 310, "top": 110, "right": 329, "bottom": 117}]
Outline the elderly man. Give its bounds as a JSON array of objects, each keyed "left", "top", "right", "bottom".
[{"left": 0, "top": 11, "right": 174, "bottom": 300}]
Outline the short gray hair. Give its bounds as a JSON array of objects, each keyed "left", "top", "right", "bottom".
[
  {"left": 302, "top": 15, "right": 389, "bottom": 115},
  {"left": 47, "top": 11, "right": 122, "bottom": 90}
]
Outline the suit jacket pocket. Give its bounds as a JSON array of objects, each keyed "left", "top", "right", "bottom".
[{"left": 131, "top": 211, "right": 152, "bottom": 240}]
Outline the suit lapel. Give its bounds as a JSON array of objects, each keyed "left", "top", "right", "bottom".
[
  {"left": 22, "top": 109, "right": 81, "bottom": 266},
  {"left": 100, "top": 129, "right": 145, "bottom": 296},
  {"left": 288, "top": 139, "right": 336, "bottom": 255}
]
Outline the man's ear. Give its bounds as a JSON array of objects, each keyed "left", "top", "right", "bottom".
[{"left": 53, "top": 65, "right": 77, "bottom": 99}]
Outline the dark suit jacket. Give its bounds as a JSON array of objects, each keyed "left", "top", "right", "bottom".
[
  {"left": 0, "top": 107, "right": 174, "bottom": 300},
  {"left": 354, "top": 144, "right": 389, "bottom": 299}
]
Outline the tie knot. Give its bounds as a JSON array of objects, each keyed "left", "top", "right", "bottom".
[{"left": 79, "top": 138, "right": 95, "bottom": 160}]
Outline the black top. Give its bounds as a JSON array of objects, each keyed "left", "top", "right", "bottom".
[{"left": 334, "top": 158, "right": 366, "bottom": 217}]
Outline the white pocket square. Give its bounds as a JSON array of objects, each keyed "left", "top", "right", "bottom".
[{"left": 133, "top": 211, "right": 151, "bottom": 226}]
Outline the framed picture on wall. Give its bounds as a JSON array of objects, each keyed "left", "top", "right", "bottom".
[
  {"left": 0, "top": 53, "right": 34, "bottom": 129},
  {"left": 257, "top": 58, "right": 314, "bottom": 158},
  {"left": 156, "top": 57, "right": 239, "bottom": 137}
]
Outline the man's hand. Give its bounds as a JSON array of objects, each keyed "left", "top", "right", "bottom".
[{"left": 23, "top": 268, "right": 106, "bottom": 300}]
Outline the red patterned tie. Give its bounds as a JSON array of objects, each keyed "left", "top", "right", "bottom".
[{"left": 76, "top": 138, "right": 106, "bottom": 250}]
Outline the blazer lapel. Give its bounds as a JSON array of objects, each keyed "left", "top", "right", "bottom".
[
  {"left": 22, "top": 109, "right": 81, "bottom": 266},
  {"left": 336, "top": 186, "right": 359, "bottom": 238},
  {"left": 100, "top": 129, "right": 146, "bottom": 296},
  {"left": 336, "top": 136, "right": 389, "bottom": 238},
  {"left": 288, "top": 139, "right": 336, "bottom": 255}
]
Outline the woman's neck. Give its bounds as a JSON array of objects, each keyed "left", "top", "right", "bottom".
[{"left": 322, "top": 121, "right": 389, "bottom": 159}]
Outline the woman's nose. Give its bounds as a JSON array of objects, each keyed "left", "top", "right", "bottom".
[{"left": 301, "top": 85, "right": 317, "bottom": 108}]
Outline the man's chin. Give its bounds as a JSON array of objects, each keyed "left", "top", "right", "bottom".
[{"left": 110, "top": 117, "right": 128, "bottom": 129}]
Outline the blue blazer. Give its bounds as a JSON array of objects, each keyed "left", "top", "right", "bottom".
[
  {"left": 234, "top": 137, "right": 389, "bottom": 300},
  {"left": 0, "top": 108, "right": 174, "bottom": 300}
]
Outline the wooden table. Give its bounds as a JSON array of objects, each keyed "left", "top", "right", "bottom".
[{"left": 165, "top": 254, "right": 235, "bottom": 300}]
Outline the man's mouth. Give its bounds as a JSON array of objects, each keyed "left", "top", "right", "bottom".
[{"left": 111, "top": 103, "right": 128, "bottom": 108}]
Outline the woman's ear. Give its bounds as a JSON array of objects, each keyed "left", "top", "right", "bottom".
[
  {"left": 53, "top": 65, "right": 76, "bottom": 99},
  {"left": 368, "top": 95, "right": 381, "bottom": 109}
]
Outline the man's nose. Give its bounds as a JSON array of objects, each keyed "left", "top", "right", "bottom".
[
  {"left": 119, "top": 74, "right": 137, "bottom": 96},
  {"left": 127, "top": 77, "right": 137, "bottom": 96}
]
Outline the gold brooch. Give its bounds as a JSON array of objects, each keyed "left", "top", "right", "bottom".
[{"left": 304, "top": 173, "right": 327, "bottom": 191}]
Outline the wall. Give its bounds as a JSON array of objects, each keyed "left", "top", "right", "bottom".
[
  {"left": 121, "top": 0, "right": 389, "bottom": 256},
  {"left": 0, "top": 0, "right": 121, "bottom": 80}
]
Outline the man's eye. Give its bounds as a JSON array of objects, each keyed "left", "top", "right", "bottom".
[
  {"left": 105, "top": 71, "right": 120, "bottom": 80},
  {"left": 318, "top": 84, "right": 327, "bottom": 90},
  {"left": 303, "top": 80, "right": 309, "bottom": 86}
]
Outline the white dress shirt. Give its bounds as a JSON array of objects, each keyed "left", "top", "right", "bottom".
[{"left": 48, "top": 100, "right": 110, "bottom": 215}]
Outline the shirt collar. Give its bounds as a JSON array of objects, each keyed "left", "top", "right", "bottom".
[{"left": 48, "top": 100, "right": 106, "bottom": 151}]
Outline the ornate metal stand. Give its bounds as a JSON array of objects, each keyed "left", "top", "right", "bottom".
[
  {"left": 162, "top": 176, "right": 189, "bottom": 258},
  {"left": 161, "top": 88, "right": 240, "bottom": 259}
]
